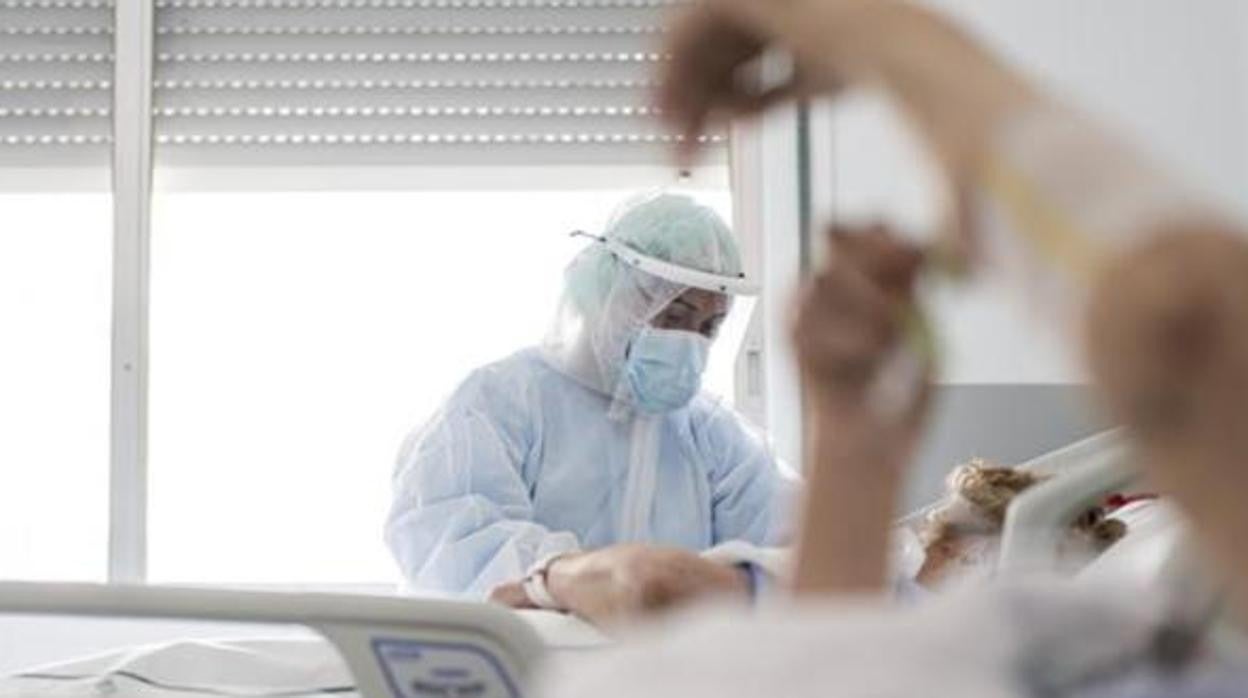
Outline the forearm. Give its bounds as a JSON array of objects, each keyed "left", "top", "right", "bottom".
[
  {"left": 1085, "top": 225, "right": 1248, "bottom": 621},
  {"left": 1142, "top": 445, "right": 1248, "bottom": 614},
  {"left": 741, "top": 0, "right": 1039, "bottom": 171},
  {"left": 792, "top": 402, "right": 908, "bottom": 596},
  {"left": 388, "top": 505, "right": 578, "bottom": 594}
]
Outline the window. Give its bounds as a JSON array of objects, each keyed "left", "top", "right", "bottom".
[
  {"left": 0, "top": 193, "right": 112, "bottom": 580},
  {"left": 0, "top": 0, "right": 114, "bottom": 580},
  {"left": 144, "top": 0, "right": 738, "bottom": 586},
  {"left": 148, "top": 188, "right": 737, "bottom": 585},
  {"left": 0, "top": 0, "right": 759, "bottom": 586}
]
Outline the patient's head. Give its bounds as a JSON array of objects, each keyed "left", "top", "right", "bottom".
[{"left": 914, "top": 460, "right": 1127, "bottom": 589}]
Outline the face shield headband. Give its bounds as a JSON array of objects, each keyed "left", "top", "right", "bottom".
[{"left": 570, "top": 231, "right": 760, "bottom": 297}]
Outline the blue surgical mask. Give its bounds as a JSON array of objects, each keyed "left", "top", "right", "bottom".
[{"left": 624, "top": 327, "right": 710, "bottom": 414}]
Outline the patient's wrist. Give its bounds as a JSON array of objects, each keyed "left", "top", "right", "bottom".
[{"left": 808, "top": 407, "right": 917, "bottom": 471}]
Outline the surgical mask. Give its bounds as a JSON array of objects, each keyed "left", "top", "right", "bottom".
[{"left": 624, "top": 327, "right": 710, "bottom": 414}]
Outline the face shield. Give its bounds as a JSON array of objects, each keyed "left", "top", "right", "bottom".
[{"left": 540, "top": 192, "right": 758, "bottom": 417}]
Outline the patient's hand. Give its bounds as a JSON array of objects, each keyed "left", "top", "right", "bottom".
[
  {"left": 793, "top": 225, "right": 930, "bottom": 441},
  {"left": 1087, "top": 229, "right": 1248, "bottom": 467},
  {"left": 489, "top": 544, "right": 749, "bottom": 626},
  {"left": 661, "top": 0, "right": 1038, "bottom": 261},
  {"left": 1085, "top": 228, "right": 1248, "bottom": 617},
  {"left": 789, "top": 225, "right": 930, "bottom": 594}
]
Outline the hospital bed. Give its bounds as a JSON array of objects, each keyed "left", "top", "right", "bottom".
[
  {"left": 995, "top": 429, "right": 1191, "bottom": 584},
  {"left": 999, "top": 429, "right": 1135, "bottom": 574},
  {"left": 0, "top": 432, "right": 1202, "bottom": 698},
  {"left": 996, "top": 430, "right": 1232, "bottom": 652},
  {"left": 896, "top": 429, "right": 1197, "bottom": 596},
  {"left": 0, "top": 582, "right": 605, "bottom": 698},
  {"left": 896, "top": 429, "right": 1180, "bottom": 578}
]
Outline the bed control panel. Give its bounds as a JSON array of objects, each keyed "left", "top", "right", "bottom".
[{"left": 372, "top": 638, "right": 520, "bottom": 698}]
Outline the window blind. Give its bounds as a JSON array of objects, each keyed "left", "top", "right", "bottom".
[
  {"left": 153, "top": 0, "right": 725, "bottom": 168},
  {"left": 0, "top": 0, "right": 114, "bottom": 168}
]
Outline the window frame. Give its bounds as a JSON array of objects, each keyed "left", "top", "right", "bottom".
[
  {"left": 108, "top": 0, "right": 155, "bottom": 583},
  {"left": 85, "top": 0, "right": 805, "bottom": 584}
]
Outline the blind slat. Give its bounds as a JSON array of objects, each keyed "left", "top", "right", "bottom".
[
  {"left": 155, "top": 0, "right": 688, "bottom": 9},
  {"left": 0, "top": 0, "right": 114, "bottom": 164},
  {"left": 1, "top": 0, "right": 723, "bottom": 172},
  {"left": 155, "top": 0, "right": 724, "bottom": 171}
]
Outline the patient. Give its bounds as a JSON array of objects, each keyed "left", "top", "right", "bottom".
[
  {"left": 539, "top": 0, "right": 1248, "bottom": 695},
  {"left": 546, "top": 223, "right": 1246, "bottom": 698},
  {"left": 913, "top": 460, "right": 1127, "bottom": 590},
  {"left": 656, "top": 0, "right": 1248, "bottom": 612}
]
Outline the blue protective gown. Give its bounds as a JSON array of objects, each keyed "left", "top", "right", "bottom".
[{"left": 385, "top": 348, "right": 796, "bottom": 596}]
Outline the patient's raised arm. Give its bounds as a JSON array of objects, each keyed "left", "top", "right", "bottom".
[
  {"left": 790, "top": 226, "right": 930, "bottom": 596},
  {"left": 1085, "top": 226, "right": 1248, "bottom": 620},
  {"left": 661, "top": 0, "right": 1248, "bottom": 625}
]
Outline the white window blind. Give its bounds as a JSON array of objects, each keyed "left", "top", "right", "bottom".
[
  {"left": 0, "top": 0, "right": 114, "bottom": 168},
  {"left": 152, "top": 0, "right": 725, "bottom": 168}
]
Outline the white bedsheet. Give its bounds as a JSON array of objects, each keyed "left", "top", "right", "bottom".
[
  {"left": 0, "top": 616, "right": 320, "bottom": 675},
  {"left": 540, "top": 581, "right": 1175, "bottom": 698},
  {"left": 0, "top": 609, "right": 605, "bottom": 698},
  {"left": 1, "top": 637, "right": 353, "bottom": 698}
]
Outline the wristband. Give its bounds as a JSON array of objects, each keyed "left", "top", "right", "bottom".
[{"left": 521, "top": 553, "right": 566, "bottom": 610}]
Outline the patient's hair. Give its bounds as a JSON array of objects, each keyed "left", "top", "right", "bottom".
[
  {"left": 921, "top": 459, "right": 1127, "bottom": 549},
  {"left": 913, "top": 460, "right": 1129, "bottom": 588},
  {"left": 949, "top": 460, "right": 1043, "bottom": 525}
]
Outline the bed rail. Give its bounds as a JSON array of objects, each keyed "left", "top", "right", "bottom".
[
  {"left": 0, "top": 582, "right": 545, "bottom": 698},
  {"left": 997, "top": 431, "right": 1135, "bottom": 576}
]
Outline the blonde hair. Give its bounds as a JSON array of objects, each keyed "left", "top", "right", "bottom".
[
  {"left": 947, "top": 459, "right": 1045, "bottom": 525},
  {"left": 919, "top": 459, "right": 1043, "bottom": 545},
  {"left": 922, "top": 459, "right": 1127, "bottom": 549}
]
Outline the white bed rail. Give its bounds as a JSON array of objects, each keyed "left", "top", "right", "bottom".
[
  {"left": 997, "top": 431, "right": 1136, "bottom": 576},
  {"left": 0, "top": 582, "right": 545, "bottom": 698},
  {"left": 898, "top": 429, "right": 1125, "bottom": 531}
]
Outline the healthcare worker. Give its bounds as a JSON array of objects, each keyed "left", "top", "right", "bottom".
[{"left": 385, "top": 192, "right": 795, "bottom": 602}]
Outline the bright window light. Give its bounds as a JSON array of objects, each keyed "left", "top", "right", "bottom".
[
  {"left": 149, "top": 189, "right": 738, "bottom": 585},
  {"left": 0, "top": 193, "right": 112, "bottom": 581}
]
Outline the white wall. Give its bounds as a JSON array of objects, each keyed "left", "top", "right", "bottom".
[{"left": 821, "top": 0, "right": 1248, "bottom": 384}]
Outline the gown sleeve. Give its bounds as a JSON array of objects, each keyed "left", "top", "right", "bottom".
[
  {"left": 697, "top": 402, "right": 800, "bottom": 548},
  {"left": 385, "top": 367, "right": 580, "bottom": 597}
]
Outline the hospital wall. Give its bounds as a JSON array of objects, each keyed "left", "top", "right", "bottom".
[{"left": 813, "top": 0, "right": 1248, "bottom": 509}]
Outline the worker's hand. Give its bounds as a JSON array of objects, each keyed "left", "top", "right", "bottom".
[
  {"left": 532, "top": 544, "right": 749, "bottom": 627},
  {"left": 660, "top": 0, "right": 1038, "bottom": 260},
  {"left": 792, "top": 225, "right": 931, "bottom": 457}
]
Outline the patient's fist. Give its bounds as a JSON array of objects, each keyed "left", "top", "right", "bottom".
[{"left": 1086, "top": 228, "right": 1248, "bottom": 470}]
